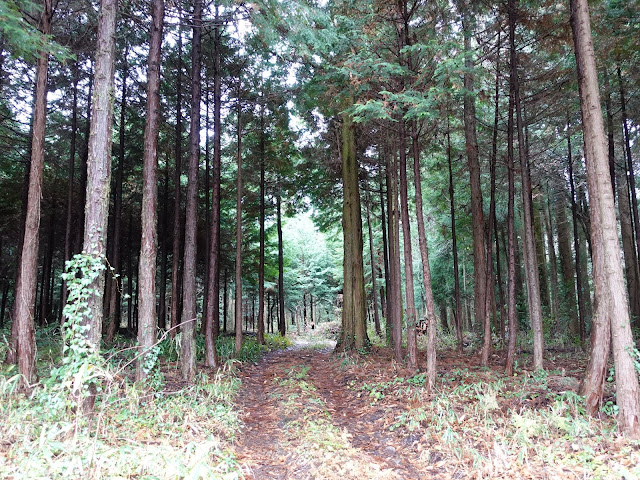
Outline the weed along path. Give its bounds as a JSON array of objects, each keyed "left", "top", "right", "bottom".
[{"left": 234, "top": 344, "right": 429, "bottom": 480}]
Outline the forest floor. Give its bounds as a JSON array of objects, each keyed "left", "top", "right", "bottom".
[
  {"left": 2, "top": 324, "right": 640, "bottom": 479},
  {"left": 232, "top": 326, "right": 640, "bottom": 480}
]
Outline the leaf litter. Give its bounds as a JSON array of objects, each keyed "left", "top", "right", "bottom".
[{"left": 233, "top": 341, "right": 640, "bottom": 479}]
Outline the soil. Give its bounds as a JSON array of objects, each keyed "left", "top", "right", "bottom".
[
  {"left": 231, "top": 337, "right": 635, "bottom": 480},
  {"left": 233, "top": 343, "right": 436, "bottom": 479}
]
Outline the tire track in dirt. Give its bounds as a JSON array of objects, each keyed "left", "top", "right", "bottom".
[
  {"left": 308, "top": 352, "right": 426, "bottom": 479},
  {"left": 235, "top": 346, "right": 429, "bottom": 479},
  {"left": 235, "top": 349, "right": 309, "bottom": 479}
]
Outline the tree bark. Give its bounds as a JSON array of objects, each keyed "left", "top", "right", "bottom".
[
  {"left": 509, "top": 0, "right": 543, "bottom": 370},
  {"left": 543, "top": 195, "right": 559, "bottom": 326},
  {"left": 386, "top": 147, "right": 403, "bottom": 362},
  {"left": 234, "top": 79, "right": 244, "bottom": 355},
  {"left": 504, "top": 35, "right": 517, "bottom": 376},
  {"left": 7, "top": 0, "right": 54, "bottom": 384},
  {"left": 379, "top": 177, "right": 391, "bottom": 344},
  {"left": 75, "top": 67, "right": 92, "bottom": 257},
  {"left": 205, "top": 10, "right": 222, "bottom": 366},
  {"left": 447, "top": 127, "right": 463, "bottom": 354},
  {"left": 180, "top": 0, "right": 202, "bottom": 381},
  {"left": 257, "top": 100, "right": 266, "bottom": 345},
  {"left": 534, "top": 202, "right": 549, "bottom": 309},
  {"left": 571, "top": 0, "right": 640, "bottom": 437},
  {"left": 397, "top": 119, "right": 418, "bottom": 369},
  {"left": 277, "top": 190, "right": 286, "bottom": 336},
  {"left": 158, "top": 149, "right": 169, "bottom": 330},
  {"left": 462, "top": 7, "right": 487, "bottom": 337},
  {"left": 365, "top": 184, "right": 381, "bottom": 337},
  {"left": 336, "top": 112, "right": 368, "bottom": 352},
  {"left": 567, "top": 133, "right": 587, "bottom": 344},
  {"left": 555, "top": 197, "right": 578, "bottom": 333},
  {"left": 136, "top": 0, "right": 164, "bottom": 382},
  {"left": 482, "top": 36, "right": 501, "bottom": 366},
  {"left": 170, "top": 9, "right": 184, "bottom": 338},
  {"left": 82, "top": 0, "right": 118, "bottom": 348},
  {"left": 411, "top": 121, "right": 436, "bottom": 385},
  {"left": 105, "top": 48, "right": 128, "bottom": 344}
]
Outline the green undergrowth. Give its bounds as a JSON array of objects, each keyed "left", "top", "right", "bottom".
[
  {"left": 0, "top": 325, "right": 292, "bottom": 479},
  {"left": 355, "top": 361, "right": 639, "bottom": 478},
  {"left": 0, "top": 252, "right": 293, "bottom": 479},
  {"left": 0, "top": 354, "right": 243, "bottom": 480}
]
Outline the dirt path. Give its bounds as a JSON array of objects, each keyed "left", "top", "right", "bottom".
[{"left": 234, "top": 345, "right": 429, "bottom": 479}]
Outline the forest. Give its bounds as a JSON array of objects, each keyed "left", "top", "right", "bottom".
[{"left": 1, "top": 0, "right": 640, "bottom": 477}]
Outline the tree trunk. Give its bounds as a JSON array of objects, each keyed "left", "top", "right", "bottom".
[
  {"left": 205, "top": 11, "right": 222, "bottom": 366},
  {"left": 411, "top": 121, "right": 436, "bottom": 386},
  {"left": 379, "top": 177, "right": 391, "bottom": 344},
  {"left": 234, "top": 79, "right": 244, "bottom": 355},
  {"left": 62, "top": 63, "right": 79, "bottom": 311},
  {"left": 180, "top": 0, "right": 202, "bottom": 381},
  {"left": 158, "top": 151, "right": 169, "bottom": 330},
  {"left": 510, "top": 0, "right": 543, "bottom": 370},
  {"left": 257, "top": 100, "right": 266, "bottom": 345},
  {"left": 104, "top": 48, "right": 128, "bottom": 344},
  {"left": 277, "top": 190, "right": 286, "bottom": 336},
  {"left": 0, "top": 282, "right": 9, "bottom": 329},
  {"left": 543, "top": 195, "right": 559, "bottom": 326},
  {"left": 603, "top": 67, "right": 616, "bottom": 194},
  {"left": 397, "top": 119, "right": 418, "bottom": 369},
  {"left": 462, "top": 8, "right": 487, "bottom": 338},
  {"left": 571, "top": 0, "right": 640, "bottom": 437},
  {"left": 534, "top": 202, "right": 549, "bottom": 310},
  {"left": 482, "top": 36, "right": 501, "bottom": 366},
  {"left": 127, "top": 211, "right": 133, "bottom": 332},
  {"left": 567, "top": 132, "right": 587, "bottom": 344},
  {"left": 136, "top": 0, "right": 164, "bottom": 382},
  {"left": 336, "top": 112, "right": 368, "bottom": 353},
  {"left": 7, "top": 0, "right": 54, "bottom": 384},
  {"left": 556, "top": 195, "right": 579, "bottom": 334},
  {"left": 170, "top": 9, "right": 184, "bottom": 338},
  {"left": 365, "top": 184, "right": 381, "bottom": 337},
  {"left": 447, "top": 127, "right": 463, "bottom": 354},
  {"left": 82, "top": 0, "right": 118, "bottom": 349},
  {"left": 386, "top": 147, "right": 403, "bottom": 362},
  {"left": 504, "top": 35, "right": 518, "bottom": 376}
]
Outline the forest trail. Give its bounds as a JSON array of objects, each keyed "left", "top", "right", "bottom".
[{"left": 234, "top": 343, "right": 430, "bottom": 480}]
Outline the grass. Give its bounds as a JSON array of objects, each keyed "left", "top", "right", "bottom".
[
  {"left": 0, "top": 323, "right": 292, "bottom": 480},
  {"left": 343, "top": 336, "right": 640, "bottom": 479}
]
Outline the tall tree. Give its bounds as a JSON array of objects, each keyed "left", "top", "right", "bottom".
[
  {"left": 180, "top": 0, "right": 202, "bottom": 381},
  {"left": 104, "top": 46, "right": 128, "bottom": 344},
  {"left": 336, "top": 111, "right": 368, "bottom": 352},
  {"left": 504, "top": 33, "right": 517, "bottom": 376},
  {"left": 136, "top": 0, "right": 164, "bottom": 382},
  {"left": 461, "top": 3, "right": 487, "bottom": 340},
  {"left": 509, "top": 0, "right": 544, "bottom": 370},
  {"left": 6, "top": 0, "right": 55, "bottom": 385},
  {"left": 81, "top": 0, "right": 118, "bottom": 348},
  {"left": 571, "top": 0, "right": 640, "bottom": 437},
  {"left": 364, "top": 183, "right": 381, "bottom": 337},
  {"left": 447, "top": 126, "right": 463, "bottom": 354},
  {"left": 257, "top": 99, "right": 266, "bottom": 345},
  {"left": 277, "top": 187, "right": 286, "bottom": 337},
  {"left": 234, "top": 77, "right": 244, "bottom": 355},
  {"left": 170, "top": 9, "right": 184, "bottom": 338},
  {"left": 205, "top": 7, "right": 222, "bottom": 367}
]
